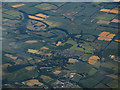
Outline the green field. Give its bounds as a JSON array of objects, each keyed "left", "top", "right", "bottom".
[
  {"left": 3, "top": 68, "right": 38, "bottom": 82},
  {"left": 60, "top": 39, "right": 94, "bottom": 53},
  {"left": 88, "top": 68, "right": 97, "bottom": 76},
  {"left": 95, "top": 14, "right": 116, "bottom": 21},
  {"left": 3, "top": 10, "right": 24, "bottom": 20},
  {"left": 35, "top": 3, "right": 57, "bottom": 10}
]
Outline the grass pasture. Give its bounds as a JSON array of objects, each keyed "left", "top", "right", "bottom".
[
  {"left": 60, "top": 39, "right": 94, "bottom": 53},
  {"left": 95, "top": 14, "right": 116, "bottom": 21},
  {"left": 35, "top": 3, "right": 57, "bottom": 10},
  {"left": 3, "top": 10, "right": 24, "bottom": 20}
]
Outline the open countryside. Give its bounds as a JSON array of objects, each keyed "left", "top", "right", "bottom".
[{"left": 2, "top": 2, "right": 119, "bottom": 88}]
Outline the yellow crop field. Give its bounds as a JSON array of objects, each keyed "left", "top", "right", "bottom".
[
  {"left": 46, "top": 53, "right": 52, "bottom": 56},
  {"left": 36, "top": 13, "right": 49, "bottom": 18},
  {"left": 4, "top": 54, "right": 17, "bottom": 60},
  {"left": 53, "top": 70, "right": 61, "bottom": 75},
  {"left": 23, "top": 79, "right": 43, "bottom": 86},
  {"left": 41, "top": 47, "right": 49, "bottom": 50},
  {"left": 104, "top": 38, "right": 112, "bottom": 41},
  {"left": 98, "top": 32, "right": 115, "bottom": 41},
  {"left": 70, "top": 73, "right": 76, "bottom": 75},
  {"left": 100, "top": 9, "right": 110, "bottom": 12},
  {"left": 98, "top": 32, "right": 110, "bottom": 36},
  {"left": 27, "top": 49, "right": 39, "bottom": 53},
  {"left": 12, "top": 4, "right": 25, "bottom": 8},
  {"left": 110, "top": 9, "right": 119, "bottom": 14},
  {"left": 25, "top": 40, "right": 38, "bottom": 43},
  {"left": 111, "top": 19, "right": 120, "bottom": 23},
  {"left": 25, "top": 66, "right": 36, "bottom": 71},
  {"left": 28, "top": 15, "right": 44, "bottom": 21},
  {"left": 56, "top": 41, "right": 62, "bottom": 46},
  {"left": 115, "top": 40, "right": 120, "bottom": 42},
  {"left": 107, "top": 34, "right": 116, "bottom": 38},
  {"left": 100, "top": 8, "right": 119, "bottom": 14},
  {"left": 35, "top": 52, "right": 43, "bottom": 54},
  {"left": 98, "top": 36, "right": 112, "bottom": 41},
  {"left": 88, "top": 56, "right": 100, "bottom": 65},
  {"left": 68, "top": 58, "right": 77, "bottom": 63}
]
